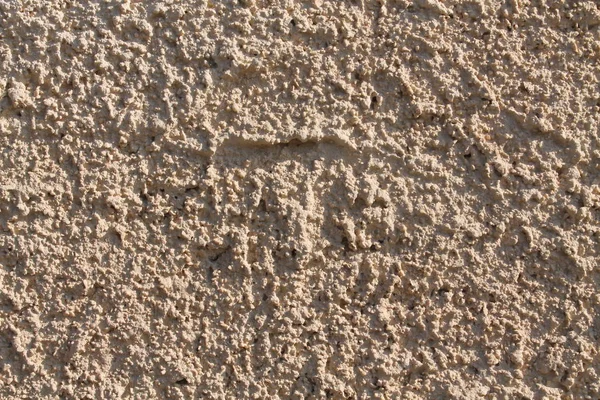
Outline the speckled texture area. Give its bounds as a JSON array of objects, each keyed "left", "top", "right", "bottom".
[{"left": 1, "top": 1, "right": 600, "bottom": 399}]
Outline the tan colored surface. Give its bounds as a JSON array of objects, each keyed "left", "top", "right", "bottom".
[{"left": 1, "top": 1, "right": 600, "bottom": 399}]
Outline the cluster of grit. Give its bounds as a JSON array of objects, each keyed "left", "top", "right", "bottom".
[{"left": 1, "top": 0, "right": 600, "bottom": 399}]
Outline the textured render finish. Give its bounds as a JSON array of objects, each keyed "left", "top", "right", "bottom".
[{"left": 1, "top": 1, "right": 600, "bottom": 399}]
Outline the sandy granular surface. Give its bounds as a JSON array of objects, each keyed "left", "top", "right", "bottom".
[{"left": 1, "top": 1, "right": 600, "bottom": 399}]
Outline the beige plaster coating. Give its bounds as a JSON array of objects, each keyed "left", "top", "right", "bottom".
[{"left": 1, "top": 1, "right": 600, "bottom": 399}]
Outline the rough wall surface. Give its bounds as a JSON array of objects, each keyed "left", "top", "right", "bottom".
[{"left": 1, "top": 1, "right": 600, "bottom": 399}]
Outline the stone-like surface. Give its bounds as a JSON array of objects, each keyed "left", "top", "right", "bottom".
[{"left": 1, "top": 1, "right": 599, "bottom": 398}]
